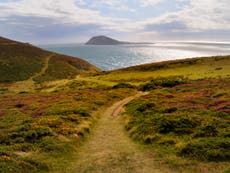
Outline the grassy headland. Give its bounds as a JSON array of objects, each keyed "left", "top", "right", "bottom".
[{"left": 0, "top": 36, "right": 229, "bottom": 172}]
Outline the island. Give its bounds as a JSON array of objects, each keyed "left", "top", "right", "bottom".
[
  {"left": 85, "top": 35, "right": 154, "bottom": 45},
  {"left": 85, "top": 35, "right": 128, "bottom": 45}
]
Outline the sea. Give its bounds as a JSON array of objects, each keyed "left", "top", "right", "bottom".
[{"left": 39, "top": 42, "right": 230, "bottom": 71}]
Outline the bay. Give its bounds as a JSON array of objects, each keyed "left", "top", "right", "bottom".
[{"left": 39, "top": 42, "right": 230, "bottom": 71}]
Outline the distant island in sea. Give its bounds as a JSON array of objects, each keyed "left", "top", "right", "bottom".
[{"left": 85, "top": 35, "right": 153, "bottom": 45}]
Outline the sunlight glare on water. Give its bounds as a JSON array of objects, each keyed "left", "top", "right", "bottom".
[{"left": 39, "top": 42, "right": 230, "bottom": 71}]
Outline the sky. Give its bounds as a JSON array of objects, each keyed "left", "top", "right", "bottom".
[{"left": 0, "top": 0, "right": 230, "bottom": 44}]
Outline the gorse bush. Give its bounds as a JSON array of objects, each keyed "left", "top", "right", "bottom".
[
  {"left": 3, "top": 123, "right": 54, "bottom": 144},
  {"left": 139, "top": 76, "right": 189, "bottom": 91},
  {"left": 46, "top": 108, "right": 90, "bottom": 117},
  {"left": 0, "top": 151, "right": 49, "bottom": 173},
  {"left": 112, "top": 82, "right": 134, "bottom": 89},
  {"left": 154, "top": 114, "right": 200, "bottom": 135},
  {"left": 179, "top": 138, "right": 230, "bottom": 161},
  {"left": 193, "top": 124, "right": 219, "bottom": 138}
]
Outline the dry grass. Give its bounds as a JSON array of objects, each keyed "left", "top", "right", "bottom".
[
  {"left": 92, "top": 56, "right": 230, "bottom": 84},
  {"left": 71, "top": 93, "right": 174, "bottom": 173}
]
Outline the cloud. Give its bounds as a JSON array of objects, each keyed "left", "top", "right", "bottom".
[
  {"left": 86, "top": 0, "right": 136, "bottom": 12},
  {"left": 0, "top": 0, "right": 122, "bottom": 42},
  {"left": 138, "top": 0, "right": 230, "bottom": 39},
  {"left": 134, "top": 31, "right": 159, "bottom": 42},
  {"left": 145, "top": 21, "right": 187, "bottom": 32},
  {"left": 180, "top": 0, "right": 229, "bottom": 30},
  {"left": 138, "top": 0, "right": 164, "bottom": 7},
  {"left": 76, "top": 0, "right": 86, "bottom": 5},
  {"left": 0, "top": 0, "right": 131, "bottom": 26},
  {"left": 0, "top": 0, "right": 229, "bottom": 43}
]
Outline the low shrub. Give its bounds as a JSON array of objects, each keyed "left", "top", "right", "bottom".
[
  {"left": 46, "top": 109, "right": 90, "bottom": 117},
  {"left": 8, "top": 124, "right": 54, "bottom": 143},
  {"left": 61, "top": 114, "right": 81, "bottom": 124},
  {"left": 39, "top": 137, "right": 74, "bottom": 154},
  {"left": 0, "top": 151, "right": 49, "bottom": 173},
  {"left": 178, "top": 138, "right": 230, "bottom": 161},
  {"left": 193, "top": 124, "right": 219, "bottom": 137},
  {"left": 136, "top": 102, "right": 156, "bottom": 112},
  {"left": 112, "top": 82, "right": 134, "bottom": 89},
  {"left": 139, "top": 76, "right": 188, "bottom": 91},
  {"left": 154, "top": 114, "right": 200, "bottom": 135},
  {"left": 0, "top": 88, "right": 8, "bottom": 94},
  {"left": 125, "top": 78, "right": 230, "bottom": 166}
]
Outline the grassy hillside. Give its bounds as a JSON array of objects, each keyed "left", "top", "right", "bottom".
[
  {"left": 93, "top": 55, "right": 230, "bottom": 84},
  {"left": 68, "top": 54, "right": 228, "bottom": 172},
  {"left": 115, "top": 56, "right": 230, "bottom": 172},
  {"left": 33, "top": 54, "right": 99, "bottom": 83},
  {"left": 0, "top": 39, "right": 48, "bottom": 82},
  {"left": 0, "top": 37, "right": 100, "bottom": 83},
  {"left": 0, "top": 38, "right": 229, "bottom": 173}
]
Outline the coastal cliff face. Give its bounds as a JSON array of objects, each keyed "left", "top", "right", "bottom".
[{"left": 86, "top": 36, "right": 126, "bottom": 45}]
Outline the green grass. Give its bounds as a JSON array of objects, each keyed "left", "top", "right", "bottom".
[
  {"left": 34, "top": 54, "right": 100, "bottom": 83},
  {"left": 0, "top": 43, "right": 48, "bottom": 82},
  {"left": 92, "top": 56, "right": 230, "bottom": 84}
]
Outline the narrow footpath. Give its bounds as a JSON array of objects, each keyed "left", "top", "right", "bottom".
[
  {"left": 73, "top": 92, "right": 173, "bottom": 173},
  {"left": 9, "top": 54, "right": 53, "bottom": 92}
]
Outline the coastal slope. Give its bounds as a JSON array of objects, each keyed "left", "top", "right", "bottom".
[
  {"left": 0, "top": 36, "right": 100, "bottom": 82},
  {"left": 0, "top": 36, "right": 229, "bottom": 173}
]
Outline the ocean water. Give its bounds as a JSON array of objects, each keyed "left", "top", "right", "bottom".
[{"left": 39, "top": 42, "right": 230, "bottom": 71}]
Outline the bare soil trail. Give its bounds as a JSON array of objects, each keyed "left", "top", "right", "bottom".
[
  {"left": 31, "top": 53, "right": 52, "bottom": 80},
  {"left": 9, "top": 54, "right": 53, "bottom": 92},
  {"left": 72, "top": 92, "right": 174, "bottom": 173}
]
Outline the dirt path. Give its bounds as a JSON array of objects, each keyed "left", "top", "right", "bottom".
[
  {"left": 9, "top": 54, "right": 53, "bottom": 92},
  {"left": 31, "top": 53, "right": 52, "bottom": 80},
  {"left": 72, "top": 92, "right": 173, "bottom": 173}
]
